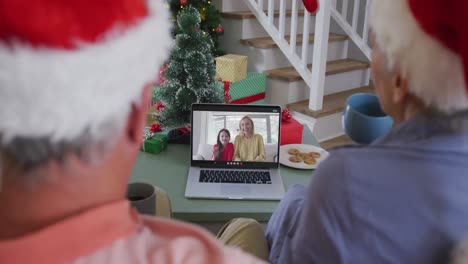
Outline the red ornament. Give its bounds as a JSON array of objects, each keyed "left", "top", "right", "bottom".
[
  {"left": 179, "top": 126, "right": 191, "bottom": 134},
  {"left": 156, "top": 101, "right": 165, "bottom": 111},
  {"left": 180, "top": 0, "right": 187, "bottom": 6},
  {"left": 281, "top": 109, "right": 292, "bottom": 122},
  {"left": 150, "top": 123, "right": 161, "bottom": 133},
  {"left": 215, "top": 25, "right": 223, "bottom": 33}
]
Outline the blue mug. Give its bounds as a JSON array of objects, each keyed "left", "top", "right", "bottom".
[{"left": 342, "top": 93, "right": 393, "bottom": 144}]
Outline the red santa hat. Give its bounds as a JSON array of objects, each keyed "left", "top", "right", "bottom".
[
  {"left": 0, "top": 0, "right": 172, "bottom": 145},
  {"left": 369, "top": 0, "right": 468, "bottom": 114}
]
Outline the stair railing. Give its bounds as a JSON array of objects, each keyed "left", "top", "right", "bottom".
[
  {"left": 242, "top": 0, "right": 371, "bottom": 111},
  {"left": 331, "top": 0, "right": 371, "bottom": 60}
]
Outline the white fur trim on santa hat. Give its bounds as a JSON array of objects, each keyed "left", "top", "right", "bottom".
[
  {"left": 369, "top": 0, "right": 468, "bottom": 114},
  {"left": 0, "top": 0, "right": 172, "bottom": 145}
]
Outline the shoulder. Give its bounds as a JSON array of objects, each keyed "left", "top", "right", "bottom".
[
  {"left": 253, "top": 134, "right": 264, "bottom": 141},
  {"left": 227, "top": 143, "right": 234, "bottom": 148},
  {"left": 132, "top": 217, "right": 264, "bottom": 263}
]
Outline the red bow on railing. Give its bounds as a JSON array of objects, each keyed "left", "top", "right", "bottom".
[
  {"left": 282, "top": 109, "right": 292, "bottom": 122},
  {"left": 302, "top": 0, "right": 319, "bottom": 13}
]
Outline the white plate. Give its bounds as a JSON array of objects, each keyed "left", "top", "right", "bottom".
[{"left": 279, "top": 144, "right": 329, "bottom": 169}]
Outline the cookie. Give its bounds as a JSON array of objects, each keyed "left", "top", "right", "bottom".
[
  {"left": 288, "top": 148, "right": 300, "bottom": 155},
  {"left": 296, "top": 152, "right": 307, "bottom": 159},
  {"left": 307, "top": 152, "right": 321, "bottom": 159},
  {"left": 289, "top": 155, "right": 303, "bottom": 163},
  {"left": 303, "top": 157, "right": 317, "bottom": 165}
]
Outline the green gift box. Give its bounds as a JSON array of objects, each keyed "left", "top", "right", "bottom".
[
  {"left": 217, "top": 72, "right": 266, "bottom": 104},
  {"left": 141, "top": 134, "right": 168, "bottom": 154}
]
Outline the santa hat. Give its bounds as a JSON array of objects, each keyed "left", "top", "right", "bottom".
[
  {"left": 369, "top": 0, "right": 468, "bottom": 114},
  {"left": 0, "top": 0, "right": 172, "bottom": 145}
]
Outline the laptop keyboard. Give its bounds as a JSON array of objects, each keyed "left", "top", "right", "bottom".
[{"left": 199, "top": 170, "right": 271, "bottom": 184}]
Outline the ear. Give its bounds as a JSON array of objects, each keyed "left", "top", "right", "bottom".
[
  {"left": 125, "top": 84, "right": 152, "bottom": 145},
  {"left": 391, "top": 72, "right": 409, "bottom": 104}
]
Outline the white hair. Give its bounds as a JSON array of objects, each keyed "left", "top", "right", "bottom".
[
  {"left": 0, "top": 0, "right": 173, "bottom": 175},
  {"left": 369, "top": 0, "right": 468, "bottom": 114}
]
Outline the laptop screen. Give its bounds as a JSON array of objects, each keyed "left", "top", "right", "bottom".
[{"left": 191, "top": 104, "right": 281, "bottom": 169}]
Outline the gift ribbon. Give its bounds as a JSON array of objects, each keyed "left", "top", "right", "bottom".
[
  {"left": 281, "top": 109, "right": 292, "bottom": 122},
  {"left": 223, "top": 80, "right": 265, "bottom": 104},
  {"left": 230, "top": 92, "right": 266, "bottom": 104},
  {"left": 223, "top": 81, "right": 232, "bottom": 103}
]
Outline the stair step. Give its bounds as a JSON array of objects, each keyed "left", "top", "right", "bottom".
[
  {"left": 240, "top": 33, "right": 347, "bottom": 49},
  {"left": 320, "top": 134, "right": 354, "bottom": 149},
  {"left": 265, "top": 59, "right": 369, "bottom": 82},
  {"left": 286, "top": 86, "right": 374, "bottom": 118},
  {"left": 222, "top": 9, "right": 307, "bottom": 19}
]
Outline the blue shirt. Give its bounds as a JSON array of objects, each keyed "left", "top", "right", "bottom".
[{"left": 266, "top": 111, "right": 468, "bottom": 263}]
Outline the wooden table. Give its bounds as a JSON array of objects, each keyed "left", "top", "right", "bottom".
[{"left": 130, "top": 126, "right": 318, "bottom": 222}]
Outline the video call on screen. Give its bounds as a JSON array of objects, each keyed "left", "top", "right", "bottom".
[{"left": 192, "top": 110, "right": 280, "bottom": 163}]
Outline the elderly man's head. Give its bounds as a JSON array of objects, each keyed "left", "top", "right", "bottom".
[
  {"left": 369, "top": 0, "right": 468, "bottom": 119},
  {"left": 0, "top": 0, "right": 172, "bottom": 183}
]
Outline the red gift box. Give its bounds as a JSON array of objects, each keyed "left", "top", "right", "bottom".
[{"left": 280, "top": 117, "right": 304, "bottom": 145}]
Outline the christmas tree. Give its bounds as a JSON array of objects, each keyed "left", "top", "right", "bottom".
[
  {"left": 154, "top": 6, "right": 224, "bottom": 128},
  {"left": 170, "top": 0, "right": 224, "bottom": 56}
]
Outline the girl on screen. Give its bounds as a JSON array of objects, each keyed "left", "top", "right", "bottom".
[
  {"left": 233, "top": 116, "right": 266, "bottom": 162},
  {"left": 212, "top": 128, "right": 234, "bottom": 161}
]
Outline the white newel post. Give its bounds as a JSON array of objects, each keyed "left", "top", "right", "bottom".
[{"left": 309, "top": 0, "right": 331, "bottom": 111}]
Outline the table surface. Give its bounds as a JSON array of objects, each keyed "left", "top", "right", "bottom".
[{"left": 130, "top": 126, "right": 319, "bottom": 222}]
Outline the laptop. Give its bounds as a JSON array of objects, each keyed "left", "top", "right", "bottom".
[{"left": 185, "top": 103, "right": 285, "bottom": 200}]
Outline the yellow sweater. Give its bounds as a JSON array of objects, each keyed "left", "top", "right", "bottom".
[{"left": 233, "top": 134, "right": 266, "bottom": 161}]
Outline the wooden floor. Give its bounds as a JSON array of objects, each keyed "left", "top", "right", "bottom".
[{"left": 320, "top": 134, "right": 354, "bottom": 149}]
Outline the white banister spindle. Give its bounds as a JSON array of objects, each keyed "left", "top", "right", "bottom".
[
  {"left": 309, "top": 0, "right": 331, "bottom": 110},
  {"left": 242, "top": 0, "right": 372, "bottom": 112},
  {"left": 289, "top": 0, "right": 299, "bottom": 54},
  {"left": 301, "top": 11, "right": 311, "bottom": 67},
  {"left": 341, "top": 0, "right": 349, "bottom": 22},
  {"left": 279, "top": 0, "right": 286, "bottom": 38},
  {"left": 352, "top": 0, "right": 360, "bottom": 30},
  {"left": 362, "top": 0, "right": 370, "bottom": 43},
  {"left": 268, "top": 0, "right": 274, "bottom": 25},
  {"left": 258, "top": 0, "right": 264, "bottom": 13}
]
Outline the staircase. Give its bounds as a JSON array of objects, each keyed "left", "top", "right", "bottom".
[{"left": 214, "top": 0, "right": 372, "bottom": 146}]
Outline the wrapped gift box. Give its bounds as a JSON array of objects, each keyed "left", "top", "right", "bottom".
[
  {"left": 280, "top": 117, "right": 304, "bottom": 145},
  {"left": 215, "top": 54, "right": 248, "bottom": 82},
  {"left": 220, "top": 72, "right": 266, "bottom": 105},
  {"left": 141, "top": 134, "right": 168, "bottom": 154}
]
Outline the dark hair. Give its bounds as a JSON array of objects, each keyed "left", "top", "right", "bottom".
[{"left": 215, "top": 129, "right": 230, "bottom": 160}]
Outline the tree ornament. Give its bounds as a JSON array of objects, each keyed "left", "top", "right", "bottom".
[
  {"left": 180, "top": 0, "right": 187, "bottom": 6},
  {"left": 215, "top": 24, "right": 223, "bottom": 33}
]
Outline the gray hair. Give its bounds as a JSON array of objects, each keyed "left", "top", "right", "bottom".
[{"left": 0, "top": 116, "right": 124, "bottom": 180}]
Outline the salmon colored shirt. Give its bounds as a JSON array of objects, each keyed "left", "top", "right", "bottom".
[{"left": 0, "top": 200, "right": 266, "bottom": 264}]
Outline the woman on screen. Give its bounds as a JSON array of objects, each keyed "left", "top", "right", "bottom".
[
  {"left": 234, "top": 116, "right": 266, "bottom": 162},
  {"left": 212, "top": 128, "right": 234, "bottom": 161}
]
